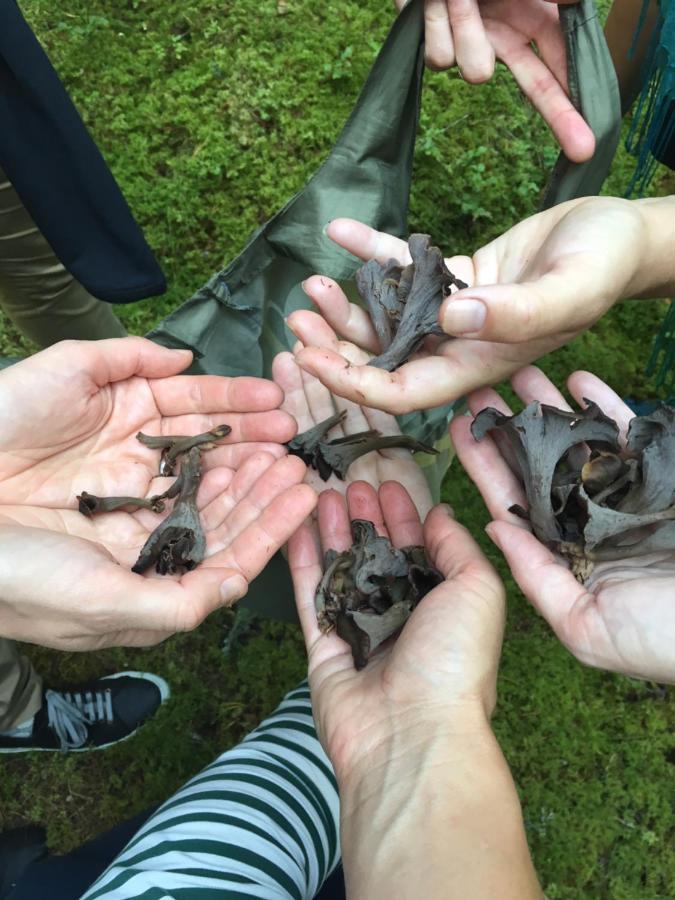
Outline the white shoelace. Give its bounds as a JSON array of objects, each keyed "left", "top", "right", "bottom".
[{"left": 45, "top": 688, "right": 114, "bottom": 751}]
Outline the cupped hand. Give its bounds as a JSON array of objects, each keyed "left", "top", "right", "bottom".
[
  {"left": 288, "top": 480, "right": 505, "bottom": 780},
  {"left": 273, "top": 314, "right": 433, "bottom": 516},
  {"left": 451, "top": 364, "right": 675, "bottom": 684},
  {"left": 0, "top": 338, "right": 316, "bottom": 650},
  {"left": 394, "top": 0, "right": 594, "bottom": 162},
  {"left": 293, "top": 199, "right": 647, "bottom": 414}
]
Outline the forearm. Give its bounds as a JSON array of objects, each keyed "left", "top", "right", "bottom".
[
  {"left": 626, "top": 196, "right": 675, "bottom": 299},
  {"left": 338, "top": 721, "right": 543, "bottom": 900}
]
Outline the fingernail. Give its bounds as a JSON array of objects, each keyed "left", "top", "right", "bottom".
[
  {"left": 439, "top": 502, "right": 455, "bottom": 518},
  {"left": 300, "top": 280, "right": 309, "bottom": 294},
  {"left": 322, "top": 221, "right": 333, "bottom": 237},
  {"left": 442, "top": 299, "right": 486, "bottom": 335},
  {"left": 220, "top": 574, "right": 247, "bottom": 604}
]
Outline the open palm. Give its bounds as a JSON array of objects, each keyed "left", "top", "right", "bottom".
[
  {"left": 288, "top": 480, "right": 505, "bottom": 779},
  {"left": 293, "top": 200, "right": 646, "bottom": 414},
  {"left": 451, "top": 364, "right": 675, "bottom": 684},
  {"left": 0, "top": 338, "right": 316, "bottom": 649},
  {"left": 274, "top": 314, "right": 432, "bottom": 516}
]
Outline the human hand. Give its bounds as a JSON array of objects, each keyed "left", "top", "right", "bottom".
[
  {"left": 288, "top": 480, "right": 504, "bottom": 781},
  {"left": 294, "top": 197, "right": 650, "bottom": 414},
  {"left": 451, "top": 364, "right": 675, "bottom": 684},
  {"left": 273, "top": 314, "right": 433, "bottom": 517},
  {"left": 0, "top": 338, "right": 316, "bottom": 650},
  {"left": 394, "top": 0, "right": 595, "bottom": 162}
]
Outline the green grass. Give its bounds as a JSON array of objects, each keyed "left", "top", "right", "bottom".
[{"left": 0, "top": 2, "right": 673, "bottom": 897}]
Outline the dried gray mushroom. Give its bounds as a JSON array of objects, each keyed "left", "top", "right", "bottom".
[
  {"left": 77, "top": 492, "right": 166, "bottom": 517},
  {"left": 286, "top": 411, "right": 347, "bottom": 465},
  {"left": 315, "top": 519, "right": 443, "bottom": 669},
  {"left": 137, "top": 424, "right": 231, "bottom": 476},
  {"left": 287, "top": 414, "right": 437, "bottom": 481},
  {"left": 77, "top": 427, "right": 216, "bottom": 575},
  {"left": 355, "top": 234, "right": 467, "bottom": 371},
  {"left": 471, "top": 400, "right": 675, "bottom": 579},
  {"left": 132, "top": 447, "right": 206, "bottom": 575}
]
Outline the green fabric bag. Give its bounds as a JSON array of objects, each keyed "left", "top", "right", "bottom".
[
  {"left": 148, "top": 0, "right": 622, "bottom": 619},
  {"left": 148, "top": 0, "right": 451, "bottom": 453},
  {"left": 542, "top": 0, "right": 622, "bottom": 207}
]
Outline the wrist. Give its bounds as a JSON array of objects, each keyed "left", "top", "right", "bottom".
[
  {"left": 338, "top": 721, "right": 543, "bottom": 900},
  {"left": 625, "top": 196, "right": 675, "bottom": 299},
  {"left": 335, "top": 702, "right": 494, "bottom": 801}
]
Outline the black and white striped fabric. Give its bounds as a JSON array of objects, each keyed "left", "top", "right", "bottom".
[{"left": 83, "top": 681, "right": 340, "bottom": 899}]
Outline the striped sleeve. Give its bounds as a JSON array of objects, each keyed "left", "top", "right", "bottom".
[{"left": 83, "top": 682, "right": 340, "bottom": 900}]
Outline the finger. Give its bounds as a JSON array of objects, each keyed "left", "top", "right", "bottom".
[
  {"left": 439, "top": 262, "right": 614, "bottom": 343},
  {"left": 450, "top": 415, "right": 528, "bottom": 525},
  {"left": 131, "top": 465, "right": 236, "bottom": 533},
  {"left": 299, "top": 365, "right": 340, "bottom": 428},
  {"left": 424, "top": 504, "right": 499, "bottom": 586},
  {"left": 317, "top": 489, "right": 352, "bottom": 555},
  {"left": 466, "top": 386, "right": 511, "bottom": 418},
  {"left": 289, "top": 310, "right": 375, "bottom": 373},
  {"left": 444, "top": 254, "right": 476, "bottom": 288},
  {"left": 155, "top": 409, "right": 297, "bottom": 445},
  {"left": 299, "top": 277, "right": 380, "bottom": 353},
  {"left": 288, "top": 306, "right": 339, "bottom": 352},
  {"left": 567, "top": 371, "right": 633, "bottom": 441},
  {"left": 486, "top": 520, "right": 589, "bottom": 640},
  {"left": 197, "top": 441, "right": 288, "bottom": 471},
  {"left": 336, "top": 398, "right": 373, "bottom": 442},
  {"left": 535, "top": 10, "right": 570, "bottom": 95},
  {"left": 346, "top": 481, "right": 388, "bottom": 537},
  {"left": 511, "top": 365, "right": 572, "bottom": 410},
  {"left": 360, "top": 398, "right": 401, "bottom": 437},
  {"left": 151, "top": 374, "right": 284, "bottom": 417},
  {"left": 448, "top": 0, "right": 495, "bottom": 83},
  {"left": 325, "top": 219, "right": 411, "bottom": 265},
  {"left": 295, "top": 346, "right": 462, "bottom": 414},
  {"left": 288, "top": 521, "right": 325, "bottom": 647},
  {"left": 492, "top": 34, "right": 595, "bottom": 163},
  {"left": 324, "top": 336, "right": 378, "bottom": 436},
  {"left": 210, "top": 455, "right": 309, "bottom": 550},
  {"left": 424, "top": 0, "right": 455, "bottom": 71},
  {"left": 52, "top": 337, "right": 194, "bottom": 387},
  {"left": 215, "top": 483, "right": 317, "bottom": 584},
  {"left": 271, "top": 350, "right": 312, "bottom": 434},
  {"left": 379, "top": 481, "right": 423, "bottom": 547},
  {"left": 196, "top": 466, "right": 236, "bottom": 509},
  {"left": 201, "top": 451, "right": 278, "bottom": 530}
]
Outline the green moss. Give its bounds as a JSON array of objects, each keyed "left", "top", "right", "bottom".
[{"left": 1, "top": 2, "right": 672, "bottom": 896}]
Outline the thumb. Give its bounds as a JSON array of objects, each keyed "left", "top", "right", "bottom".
[
  {"left": 66, "top": 336, "right": 194, "bottom": 386},
  {"left": 439, "top": 269, "right": 606, "bottom": 344}
]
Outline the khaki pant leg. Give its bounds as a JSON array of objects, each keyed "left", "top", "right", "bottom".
[
  {"left": 0, "top": 166, "right": 127, "bottom": 347},
  {"left": 0, "top": 638, "right": 42, "bottom": 732}
]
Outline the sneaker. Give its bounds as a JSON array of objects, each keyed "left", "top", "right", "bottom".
[{"left": 0, "top": 671, "right": 170, "bottom": 753}]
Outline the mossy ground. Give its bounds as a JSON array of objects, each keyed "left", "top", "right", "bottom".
[{"left": 1, "top": 2, "right": 673, "bottom": 897}]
